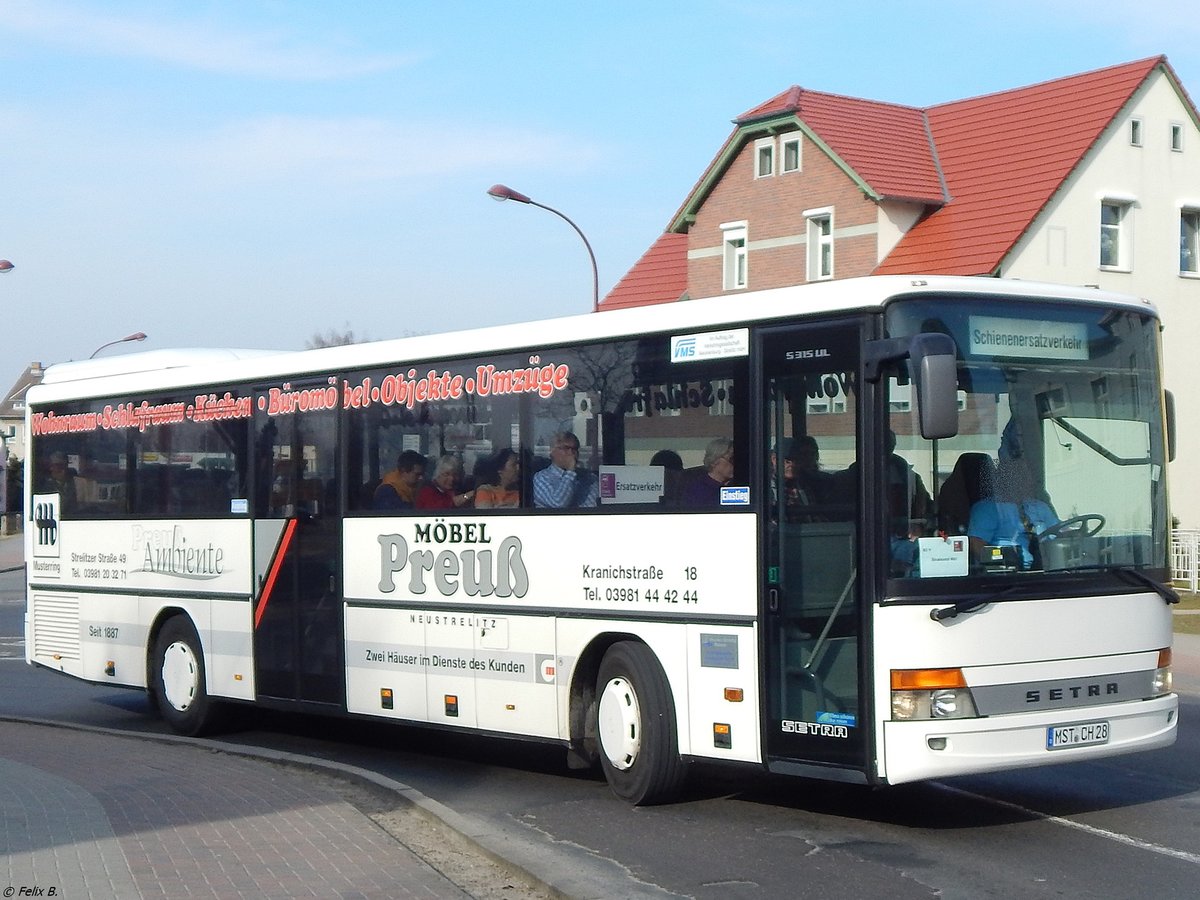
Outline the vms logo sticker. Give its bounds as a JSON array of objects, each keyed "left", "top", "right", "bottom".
[{"left": 671, "top": 337, "right": 697, "bottom": 360}]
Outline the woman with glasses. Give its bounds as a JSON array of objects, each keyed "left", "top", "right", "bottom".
[{"left": 681, "top": 438, "right": 734, "bottom": 507}]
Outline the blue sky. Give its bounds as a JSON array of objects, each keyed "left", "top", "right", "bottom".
[{"left": 2, "top": 1, "right": 1198, "bottom": 372}]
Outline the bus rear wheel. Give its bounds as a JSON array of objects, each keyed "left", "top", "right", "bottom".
[
  {"left": 152, "top": 616, "right": 223, "bottom": 736},
  {"left": 595, "top": 641, "right": 686, "bottom": 805}
]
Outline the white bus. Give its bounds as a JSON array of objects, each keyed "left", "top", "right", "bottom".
[{"left": 24, "top": 275, "right": 1177, "bottom": 804}]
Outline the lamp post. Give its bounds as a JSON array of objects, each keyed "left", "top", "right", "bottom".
[
  {"left": 90, "top": 332, "right": 148, "bottom": 359},
  {"left": 487, "top": 184, "right": 599, "bottom": 312},
  {"left": 0, "top": 261, "right": 14, "bottom": 531}
]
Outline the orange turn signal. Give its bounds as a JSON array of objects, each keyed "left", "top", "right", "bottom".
[{"left": 891, "top": 668, "right": 967, "bottom": 690}]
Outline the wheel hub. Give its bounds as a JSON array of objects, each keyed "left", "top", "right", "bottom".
[
  {"left": 598, "top": 675, "right": 641, "bottom": 770},
  {"left": 161, "top": 640, "right": 199, "bottom": 712}
]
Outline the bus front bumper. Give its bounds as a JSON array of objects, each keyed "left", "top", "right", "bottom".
[{"left": 881, "top": 693, "right": 1178, "bottom": 785}]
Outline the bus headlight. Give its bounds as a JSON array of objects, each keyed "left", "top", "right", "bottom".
[
  {"left": 891, "top": 668, "right": 979, "bottom": 720},
  {"left": 1152, "top": 648, "right": 1172, "bottom": 697}
]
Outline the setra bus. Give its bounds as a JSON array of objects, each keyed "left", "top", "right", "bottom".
[{"left": 24, "top": 275, "right": 1178, "bottom": 804}]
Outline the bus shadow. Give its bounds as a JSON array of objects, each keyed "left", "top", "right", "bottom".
[
  {"left": 689, "top": 741, "right": 1200, "bottom": 827},
  {"left": 87, "top": 683, "right": 1200, "bottom": 826}
]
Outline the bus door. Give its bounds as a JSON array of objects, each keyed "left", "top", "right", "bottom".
[
  {"left": 759, "top": 322, "right": 867, "bottom": 772},
  {"left": 252, "top": 385, "right": 344, "bottom": 706}
]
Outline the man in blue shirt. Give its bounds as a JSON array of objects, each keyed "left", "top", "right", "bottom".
[
  {"left": 532, "top": 432, "right": 598, "bottom": 508},
  {"left": 967, "top": 457, "right": 1058, "bottom": 569}
]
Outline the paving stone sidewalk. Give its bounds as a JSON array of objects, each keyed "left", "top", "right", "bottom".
[{"left": 1, "top": 721, "right": 472, "bottom": 899}]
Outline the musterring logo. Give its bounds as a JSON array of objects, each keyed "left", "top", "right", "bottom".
[
  {"left": 34, "top": 500, "right": 59, "bottom": 548},
  {"left": 378, "top": 521, "right": 529, "bottom": 597}
]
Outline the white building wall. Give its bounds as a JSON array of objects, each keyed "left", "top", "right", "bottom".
[
  {"left": 1003, "top": 69, "right": 1200, "bottom": 526},
  {"left": 877, "top": 200, "right": 927, "bottom": 263}
]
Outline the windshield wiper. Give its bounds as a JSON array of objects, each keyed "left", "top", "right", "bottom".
[
  {"left": 930, "top": 584, "right": 1026, "bottom": 622},
  {"left": 1049, "top": 417, "right": 1151, "bottom": 466},
  {"left": 930, "top": 567, "right": 1179, "bottom": 622},
  {"left": 1037, "top": 563, "right": 1179, "bottom": 604},
  {"left": 1112, "top": 567, "right": 1179, "bottom": 604}
]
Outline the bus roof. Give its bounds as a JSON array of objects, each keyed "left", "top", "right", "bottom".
[{"left": 29, "top": 275, "right": 1156, "bottom": 405}]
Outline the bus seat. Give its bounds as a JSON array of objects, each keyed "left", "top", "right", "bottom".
[{"left": 937, "top": 452, "right": 995, "bottom": 534}]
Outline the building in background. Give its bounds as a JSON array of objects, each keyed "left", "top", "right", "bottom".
[
  {"left": 1, "top": 361, "right": 45, "bottom": 465},
  {"left": 603, "top": 56, "right": 1200, "bottom": 525}
]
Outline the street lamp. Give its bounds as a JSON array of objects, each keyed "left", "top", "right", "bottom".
[
  {"left": 487, "top": 184, "right": 600, "bottom": 312},
  {"left": 0, "top": 260, "right": 13, "bottom": 273},
  {"left": 90, "top": 332, "right": 148, "bottom": 359}
]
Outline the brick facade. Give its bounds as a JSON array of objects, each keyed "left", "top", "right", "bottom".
[{"left": 687, "top": 134, "right": 882, "bottom": 299}]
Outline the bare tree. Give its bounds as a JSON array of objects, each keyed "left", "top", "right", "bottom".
[{"left": 306, "top": 323, "right": 366, "bottom": 349}]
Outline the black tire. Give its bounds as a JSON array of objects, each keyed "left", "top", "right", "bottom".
[
  {"left": 595, "top": 641, "right": 687, "bottom": 804},
  {"left": 151, "top": 616, "right": 223, "bottom": 736}
]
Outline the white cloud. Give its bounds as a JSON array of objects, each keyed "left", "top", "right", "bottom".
[{"left": 2, "top": 0, "right": 417, "bottom": 80}]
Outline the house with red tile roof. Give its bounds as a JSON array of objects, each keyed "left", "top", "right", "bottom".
[{"left": 603, "top": 57, "right": 1200, "bottom": 526}]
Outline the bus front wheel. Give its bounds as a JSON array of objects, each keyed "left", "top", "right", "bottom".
[
  {"left": 595, "top": 641, "right": 686, "bottom": 804},
  {"left": 152, "top": 616, "right": 222, "bottom": 736}
]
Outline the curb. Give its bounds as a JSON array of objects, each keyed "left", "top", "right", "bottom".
[
  {"left": 0, "top": 713, "right": 676, "bottom": 900},
  {"left": 0, "top": 712, "right": 566, "bottom": 899}
]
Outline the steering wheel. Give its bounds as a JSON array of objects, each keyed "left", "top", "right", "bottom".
[{"left": 1037, "top": 513, "right": 1105, "bottom": 541}]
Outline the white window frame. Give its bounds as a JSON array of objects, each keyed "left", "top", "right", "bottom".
[
  {"left": 721, "top": 221, "right": 748, "bottom": 290},
  {"left": 1099, "top": 199, "right": 1134, "bottom": 271},
  {"left": 804, "top": 207, "right": 834, "bottom": 281},
  {"left": 1171, "top": 123, "right": 1184, "bottom": 153},
  {"left": 781, "top": 133, "right": 802, "bottom": 173},
  {"left": 1130, "top": 117, "right": 1143, "bottom": 147},
  {"left": 754, "top": 137, "right": 775, "bottom": 179},
  {"left": 1181, "top": 208, "right": 1200, "bottom": 276}
]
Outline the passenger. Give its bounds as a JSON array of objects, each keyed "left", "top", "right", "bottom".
[
  {"left": 372, "top": 450, "right": 426, "bottom": 510},
  {"left": 532, "top": 431, "right": 598, "bottom": 508},
  {"left": 38, "top": 451, "right": 77, "bottom": 514},
  {"left": 968, "top": 457, "right": 1058, "bottom": 569},
  {"left": 681, "top": 438, "right": 734, "bottom": 507},
  {"left": 885, "top": 429, "right": 931, "bottom": 573},
  {"left": 649, "top": 449, "right": 683, "bottom": 471},
  {"left": 416, "top": 454, "right": 475, "bottom": 509},
  {"left": 788, "top": 435, "right": 835, "bottom": 518},
  {"left": 474, "top": 448, "right": 521, "bottom": 509},
  {"left": 886, "top": 429, "right": 931, "bottom": 526},
  {"left": 650, "top": 449, "right": 684, "bottom": 506}
]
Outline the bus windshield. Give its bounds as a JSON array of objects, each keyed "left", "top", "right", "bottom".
[{"left": 884, "top": 295, "right": 1169, "bottom": 589}]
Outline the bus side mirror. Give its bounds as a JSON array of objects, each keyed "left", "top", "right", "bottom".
[
  {"left": 1165, "top": 390, "right": 1177, "bottom": 462},
  {"left": 910, "top": 334, "right": 959, "bottom": 440},
  {"left": 864, "top": 333, "right": 959, "bottom": 440}
]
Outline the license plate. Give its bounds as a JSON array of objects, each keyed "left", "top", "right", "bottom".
[{"left": 1046, "top": 720, "right": 1109, "bottom": 750}]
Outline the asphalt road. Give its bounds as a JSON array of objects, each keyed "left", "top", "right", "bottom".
[{"left": 3, "top": 567, "right": 1199, "bottom": 899}]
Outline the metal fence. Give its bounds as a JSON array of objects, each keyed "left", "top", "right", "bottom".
[{"left": 1172, "top": 529, "right": 1200, "bottom": 593}]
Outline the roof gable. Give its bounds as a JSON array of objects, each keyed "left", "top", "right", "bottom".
[
  {"left": 876, "top": 56, "right": 1166, "bottom": 274},
  {"left": 670, "top": 87, "right": 946, "bottom": 232},
  {"left": 737, "top": 88, "right": 947, "bottom": 204},
  {"left": 0, "top": 362, "right": 45, "bottom": 420}
]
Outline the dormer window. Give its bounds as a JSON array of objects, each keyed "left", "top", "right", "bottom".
[
  {"left": 754, "top": 138, "right": 775, "bottom": 178},
  {"left": 781, "top": 133, "right": 802, "bottom": 173}
]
